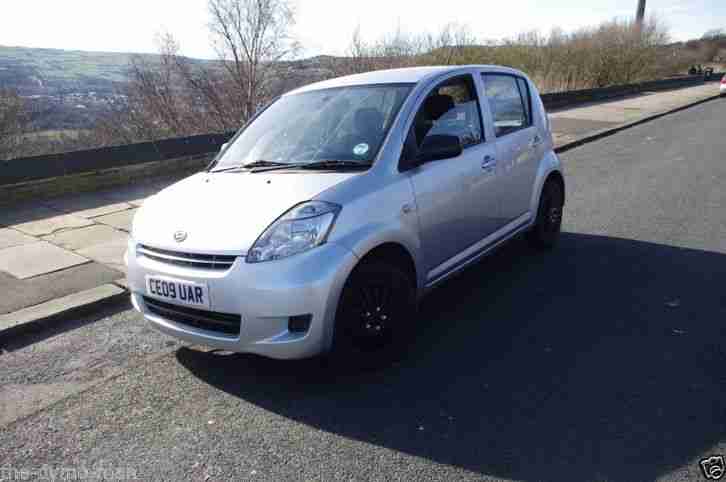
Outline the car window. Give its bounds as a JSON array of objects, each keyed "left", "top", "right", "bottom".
[
  {"left": 483, "top": 74, "right": 531, "bottom": 137},
  {"left": 516, "top": 77, "right": 532, "bottom": 126},
  {"left": 411, "top": 75, "right": 483, "bottom": 150},
  {"left": 214, "top": 84, "right": 413, "bottom": 169}
]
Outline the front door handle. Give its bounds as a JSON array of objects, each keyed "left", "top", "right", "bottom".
[{"left": 481, "top": 155, "right": 497, "bottom": 171}]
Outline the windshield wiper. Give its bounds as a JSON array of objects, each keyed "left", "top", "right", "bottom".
[
  {"left": 297, "top": 159, "right": 373, "bottom": 170},
  {"left": 243, "top": 160, "right": 289, "bottom": 168},
  {"left": 210, "top": 160, "right": 287, "bottom": 173},
  {"left": 213, "top": 159, "right": 373, "bottom": 174},
  {"left": 252, "top": 159, "right": 372, "bottom": 173}
]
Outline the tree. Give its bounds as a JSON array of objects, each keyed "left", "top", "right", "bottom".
[
  {"left": 95, "top": 0, "right": 302, "bottom": 141},
  {"left": 328, "top": 23, "right": 479, "bottom": 77},
  {"left": 208, "top": 0, "right": 299, "bottom": 122},
  {"left": 0, "top": 88, "right": 29, "bottom": 160},
  {"left": 89, "top": 32, "right": 247, "bottom": 144},
  {"left": 88, "top": 37, "right": 194, "bottom": 144},
  {"left": 86, "top": 0, "right": 300, "bottom": 146},
  {"left": 702, "top": 29, "right": 726, "bottom": 40},
  {"left": 86, "top": 10, "right": 678, "bottom": 150}
]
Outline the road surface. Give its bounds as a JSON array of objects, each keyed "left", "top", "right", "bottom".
[{"left": 2, "top": 98, "right": 726, "bottom": 481}]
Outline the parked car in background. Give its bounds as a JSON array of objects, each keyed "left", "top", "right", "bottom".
[{"left": 125, "top": 65, "right": 565, "bottom": 362}]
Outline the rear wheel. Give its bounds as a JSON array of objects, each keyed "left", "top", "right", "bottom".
[
  {"left": 329, "top": 262, "right": 417, "bottom": 366},
  {"left": 527, "top": 178, "right": 564, "bottom": 249}
]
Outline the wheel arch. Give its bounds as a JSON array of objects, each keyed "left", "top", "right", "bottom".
[
  {"left": 529, "top": 151, "right": 565, "bottom": 220},
  {"left": 545, "top": 170, "right": 565, "bottom": 205},
  {"left": 323, "top": 241, "right": 419, "bottom": 354},
  {"left": 322, "top": 240, "right": 420, "bottom": 353},
  {"left": 354, "top": 242, "right": 418, "bottom": 293}
]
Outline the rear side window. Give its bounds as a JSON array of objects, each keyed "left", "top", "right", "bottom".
[
  {"left": 411, "top": 75, "right": 484, "bottom": 149},
  {"left": 483, "top": 74, "right": 532, "bottom": 137},
  {"left": 516, "top": 78, "right": 532, "bottom": 126}
]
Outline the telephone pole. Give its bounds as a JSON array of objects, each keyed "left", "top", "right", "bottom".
[{"left": 636, "top": 0, "right": 646, "bottom": 26}]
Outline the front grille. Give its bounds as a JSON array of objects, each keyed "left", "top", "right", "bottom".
[
  {"left": 143, "top": 296, "right": 241, "bottom": 336},
  {"left": 137, "top": 245, "right": 237, "bottom": 271}
]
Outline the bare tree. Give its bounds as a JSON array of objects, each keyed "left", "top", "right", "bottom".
[
  {"left": 329, "top": 22, "right": 479, "bottom": 77},
  {"left": 208, "top": 0, "right": 299, "bottom": 121},
  {"left": 330, "top": 17, "right": 671, "bottom": 94},
  {"left": 87, "top": 0, "right": 301, "bottom": 147},
  {"left": 87, "top": 32, "right": 242, "bottom": 145},
  {"left": 0, "top": 88, "right": 29, "bottom": 160},
  {"left": 702, "top": 29, "right": 726, "bottom": 40},
  {"left": 82, "top": 12, "right": 677, "bottom": 153},
  {"left": 421, "top": 23, "right": 479, "bottom": 65}
]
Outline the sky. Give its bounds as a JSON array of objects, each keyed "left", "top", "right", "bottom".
[{"left": 1, "top": 0, "right": 725, "bottom": 59}]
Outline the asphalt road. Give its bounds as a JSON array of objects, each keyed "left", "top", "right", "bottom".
[{"left": 2, "top": 98, "right": 726, "bottom": 481}]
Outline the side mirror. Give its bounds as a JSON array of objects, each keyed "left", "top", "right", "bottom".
[{"left": 416, "top": 135, "right": 463, "bottom": 164}]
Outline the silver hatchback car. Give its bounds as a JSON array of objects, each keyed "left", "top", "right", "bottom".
[{"left": 126, "top": 65, "right": 565, "bottom": 360}]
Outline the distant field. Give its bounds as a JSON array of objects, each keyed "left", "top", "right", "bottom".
[
  {"left": 0, "top": 46, "right": 140, "bottom": 95},
  {"left": 22, "top": 129, "right": 87, "bottom": 141},
  {"left": 0, "top": 46, "right": 135, "bottom": 83},
  {"left": 0, "top": 45, "right": 329, "bottom": 133},
  {"left": 0, "top": 45, "right": 220, "bottom": 96}
]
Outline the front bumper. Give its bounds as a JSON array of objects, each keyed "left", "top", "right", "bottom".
[{"left": 125, "top": 239, "right": 359, "bottom": 359}]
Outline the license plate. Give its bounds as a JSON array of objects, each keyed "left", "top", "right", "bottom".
[{"left": 145, "top": 276, "right": 210, "bottom": 309}]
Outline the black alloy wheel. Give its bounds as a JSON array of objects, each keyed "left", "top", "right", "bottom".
[{"left": 331, "top": 262, "right": 417, "bottom": 365}]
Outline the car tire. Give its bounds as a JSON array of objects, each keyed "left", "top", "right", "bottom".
[
  {"left": 328, "top": 261, "right": 417, "bottom": 367},
  {"left": 527, "top": 178, "right": 564, "bottom": 250}
]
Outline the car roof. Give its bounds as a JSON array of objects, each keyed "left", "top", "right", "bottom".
[{"left": 285, "top": 65, "right": 526, "bottom": 95}]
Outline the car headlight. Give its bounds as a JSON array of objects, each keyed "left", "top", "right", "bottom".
[{"left": 246, "top": 201, "right": 341, "bottom": 263}]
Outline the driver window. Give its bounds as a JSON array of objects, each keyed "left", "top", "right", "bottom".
[{"left": 411, "top": 75, "right": 483, "bottom": 150}]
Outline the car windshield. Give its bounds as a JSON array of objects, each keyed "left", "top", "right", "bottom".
[{"left": 213, "top": 84, "right": 413, "bottom": 171}]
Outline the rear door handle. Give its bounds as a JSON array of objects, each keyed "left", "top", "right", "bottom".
[
  {"left": 481, "top": 155, "right": 496, "bottom": 171},
  {"left": 531, "top": 134, "right": 543, "bottom": 147}
]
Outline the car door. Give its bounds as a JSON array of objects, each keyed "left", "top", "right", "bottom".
[
  {"left": 403, "top": 73, "right": 501, "bottom": 282},
  {"left": 481, "top": 73, "right": 541, "bottom": 223}
]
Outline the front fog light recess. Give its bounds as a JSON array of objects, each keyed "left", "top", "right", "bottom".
[{"left": 247, "top": 201, "right": 341, "bottom": 263}]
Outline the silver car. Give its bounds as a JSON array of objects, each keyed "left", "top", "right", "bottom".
[{"left": 125, "top": 65, "right": 565, "bottom": 361}]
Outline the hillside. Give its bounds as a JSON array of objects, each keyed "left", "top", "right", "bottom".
[
  {"left": 0, "top": 46, "right": 222, "bottom": 131},
  {"left": 2, "top": 35, "right": 722, "bottom": 134},
  {"left": 0, "top": 46, "right": 156, "bottom": 131},
  {"left": 1, "top": 46, "right": 136, "bottom": 95},
  {"left": 0, "top": 46, "right": 333, "bottom": 132}
]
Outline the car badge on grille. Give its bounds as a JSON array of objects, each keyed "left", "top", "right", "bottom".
[{"left": 173, "top": 230, "right": 188, "bottom": 243}]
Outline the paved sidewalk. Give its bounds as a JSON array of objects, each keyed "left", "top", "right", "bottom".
[
  {"left": 0, "top": 178, "right": 179, "bottom": 329},
  {"left": 0, "top": 81, "right": 721, "bottom": 337},
  {"left": 549, "top": 82, "right": 721, "bottom": 146}
]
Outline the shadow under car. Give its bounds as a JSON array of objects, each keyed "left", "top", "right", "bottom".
[{"left": 176, "top": 232, "right": 726, "bottom": 482}]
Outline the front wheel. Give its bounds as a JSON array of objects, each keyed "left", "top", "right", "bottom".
[
  {"left": 329, "top": 262, "right": 417, "bottom": 366},
  {"left": 527, "top": 178, "right": 564, "bottom": 249}
]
